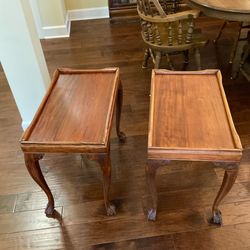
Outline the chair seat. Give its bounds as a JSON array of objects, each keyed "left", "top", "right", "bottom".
[{"left": 240, "top": 38, "right": 250, "bottom": 81}]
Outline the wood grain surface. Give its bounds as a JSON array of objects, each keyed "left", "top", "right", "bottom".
[
  {"left": 148, "top": 70, "right": 242, "bottom": 161},
  {"left": 23, "top": 69, "right": 119, "bottom": 146}
]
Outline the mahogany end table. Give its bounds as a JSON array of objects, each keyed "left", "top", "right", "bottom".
[
  {"left": 20, "top": 68, "right": 126, "bottom": 217},
  {"left": 146, "top": 69, "right": 243, "bottom": 225}
]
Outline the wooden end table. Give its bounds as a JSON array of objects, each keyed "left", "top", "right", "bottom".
[
  {"left": 146, "top": 69, "right": 243, "bottom": 225},
  {"left": 20, "top": 68, "right": 126, "bottom": 217}
]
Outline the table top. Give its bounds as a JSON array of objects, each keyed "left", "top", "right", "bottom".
[
  {"left": 185, "top": 0, "right": 250, "bottom": 21},
  {"left": 188, "top": 0, "right": 250, "bottom": 13},
  {"left": 20, "top": 68, "right": 119, "bottom": 153},
  {"left": 148, "top": 70, "right": 242, "bottom": 162}
]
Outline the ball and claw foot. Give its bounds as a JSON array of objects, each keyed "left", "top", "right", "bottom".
[
  {"left": 45, "top": 203, "right": 55, "bottom": 218},
  {"left": 118, "top": 131, "right": 126, "bottom": 143},
  {"left": 210, "top": 210, "right": 222, "bottom": 225},
  {"left": 147, "top": 209, "right": 157, "bottom": 221},
  {"left": 106, "top": 204, "right": 116, "bottom": 216}
]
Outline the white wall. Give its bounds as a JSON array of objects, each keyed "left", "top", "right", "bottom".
[
  {"left": 30, "top": 0, "right": 109, "bottom": 38},
  {"left": 30, "top": 0, "right": 70, "bottom": 39},
  {"left": 0, "top": 0, "right": 50, "bottom": 129},
  {"left": 37, "top": 0, "right": 66, "bottom": 26}
]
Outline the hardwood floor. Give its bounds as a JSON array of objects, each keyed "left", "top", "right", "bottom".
[{"left": 0, "top": 16, "right": 250, "bottom": 249}]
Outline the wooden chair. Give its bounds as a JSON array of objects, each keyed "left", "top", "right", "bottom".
[
  {"left": 137, "top": 0, "right": 208, "bottom": 69},
  {"left": 158, "top": 0, "right": 184, "bottom": 14}
]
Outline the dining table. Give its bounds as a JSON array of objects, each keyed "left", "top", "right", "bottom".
[
  {"left": 185, "top": 0, "right": 250, "bottom": 78},
  {"left": 184, "top": 0, "right": 250, "bottom": 22}
]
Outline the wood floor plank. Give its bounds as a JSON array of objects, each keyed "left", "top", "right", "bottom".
[
  {"left": 204, "top": 200, "right": 250, "bottom": 227},
  {"left": 90, "top": 235, "right": 175, "bottom": 250},
  {"left": 0, "top": 207, "right": 62, "bottom": 234},
  {"left": 0, "top": 208, "right": 204, "bottom": 249},
  {"left": 0, "top": 194, "right": 16, "bottom": 214},
  {"left": 14, "top": 162, "right": 219, "bottom": 213},
  {"left": 173, "top": 222, "right": 250, "bottom": 250},
  {"left": 63, "top": 208, "right": 206, "bottom": 246},
  {"left": 0, "top": 227, "right": 66, "bottom": 250},
  {"left": 2, "top": 221, "right": 250, "bottom": 250},
  {"left": 14, "top": 178, "right": 250, "bottom": 216}
]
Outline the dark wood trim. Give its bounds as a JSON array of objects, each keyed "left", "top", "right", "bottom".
[{"left": 108, "top": 0, "right": 138, "bottom": 21}]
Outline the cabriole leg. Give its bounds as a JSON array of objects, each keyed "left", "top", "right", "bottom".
[
  {"left": 142, "top": 48, "right": 151, "bottom": 68},
  {"left": 146, "top": 163, "right": 158, "bottom": 221},
  {"left": 145, "top": 160, "right": 169, "bottom": 221},
  {"left": 96, "top": 154, "right": 116, "bottom": 216},
  {"left": 154, "top": 51, "right": 161, "bottom": 69},
  {"left": 116, "top": 81, "right": 126, "bottom": 143},
  {"left": 24, "top": 153, "right": 55, "bottom": 217},
  {"left": 211, "top": 162, "right": 239, "bottom": 225}
]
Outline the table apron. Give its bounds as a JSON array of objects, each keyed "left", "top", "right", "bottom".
[{"left": 21, "top": 144, "right": 108, "bottom": 154}]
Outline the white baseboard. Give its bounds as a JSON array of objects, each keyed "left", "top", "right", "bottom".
[
  {"left": 42, "top": 13, "right": 71, "bottom": 39},
  {"left": 37, "top": 7, "right": 109, "bottom": 39},
  {"left": 68, "top": 7, "right": 109, "bottom": 21},
  {"left": 22, "top": 120, "right": 31, "bottom": 130}
]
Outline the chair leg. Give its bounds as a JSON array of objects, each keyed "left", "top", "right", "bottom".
[
  {"left": 194, "top": 48, "right": 201, "bottom": 70},
  {"left": 183, "top": 50, "right": 189, "bottom": 64},
  {"left": 214, "top": 21, "right": 227, "bottom": 44},
  {"left": 182, "top": 50, "right": 189, "bottom": 70},
  {"left": 166, "top": 53, "right": 174, "bottom": 70},
  {"left": 145, "top": 162, "right": 159, "bottom": 221},
  {"left": 154, "top": 51, "right": 161, "bottom": 69},
  {"left": 142, "top": 48, "right": 151, "bottom": 68},
  {"left": 116, "top": 81, "right": 126, "bottom": 142},
  {"left": 239, "top": 33, "right": 250, "bottom": 80},
  {"left": 229, "top": 22, "right": 243, "bottom": 64}
]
